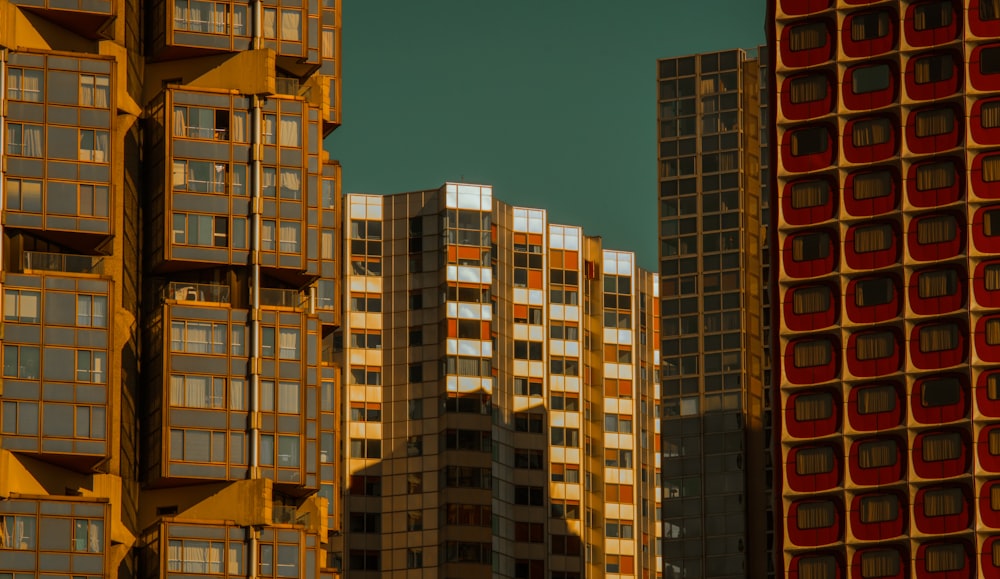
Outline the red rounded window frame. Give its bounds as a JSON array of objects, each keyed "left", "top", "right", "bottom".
[
  {"left": 782, "top": 229, "right": 838, "bottom": 279},
  {"left": 780, "top": 71, "right": 836, "bottom": 121},
  {"left": 847, "top": 382, "right": 904, "bottom": 432},
  {"left": 843, "top": 61, "right": 898, "bottom": 111},
  {"left": 909, "top": 320, "right": 967, "bottom": 371},
  {"left": 843, "top": 115, "right": 898, "bottom": 164},
  {"left": 913, "top": 484, "right": 971, "bottom": 535},
  {"left": 786, "top": 443, "right": 842, "bottom": 493},
  {"left": 976, "top": 315, "right": 1000, "bottom": 363},
  {"left": 973, "top": 205, "right": 1000, "bottom": 254},
  {"left": 787, "top": 497, "right": 843, "bottom": 547},
  {"left": 976, "top": 369, "right": 1000, "bottom": 418},
  {"left": 849, "top": 435, "right": 905, "bottom": 486},
  {"left": 781, "top": 175, "right": 837, "bottom": 226},
  {"left": 904, "top": 51, "right": 962, "bottom": 102},
  {"left": 845, "top": 274, "right": 901, "bottom": 325},
  {"left": 977, "top": 424, "right": 1000, "bottom": 473},
  {"left": 849, "top": 490, "right": 907, "bottom": 541},
  {"left": 779, "top": 0, "right": 833, "bottom": 16},
  {"left": 970, "top": 98, "right": 1000, "bottom": 147},
  {"left": 970, "top": 0, "right": 1000, "bottom": 37},
  {"left": 914, "top": 539, "right": 973, "bottom": 578},
  {"left": 781, "top": 124, "right": 837, "bottom": 173},
  {"left": 906, "top": 158, "right": 962, "bottom": 208},
  {"left": 971, "top": 43, "right": 1000, "bottom": 92},
  {"left": 903, "top": 0, "right": 961, "bottom": 47},
  {"left": 972, "top": 151, "right": 1000, "bottom": 198},
  {"left": 789, "top": 552, "right": 844, "bottom": 579},
  {"left": 910, "top": 373, "right": 968, "bottom": 425},
  {"left": 842, "top": 8, "right": 897, "bottom": 58},
  {"left": 975, "top": 259, "right": 1000, "bottom": 309},
  {"left": 784, "top": 336, "right": 840, "bottom": 385},
  {"left": 780, "top": 20, "right": 835, "bottom": 69},
  {"left": 907, "top": 212, "right": 964, "bottom": 263},
  {"left": 785, "top": 389, "right": 840, "bottom": 439},
  {"left": 907, "top": 265, "right": 965, "bottom": 316},
  {"left": 912, "top": 429, "right": 970, "bottom": 479},
  {"left": 844, "top": 166, "right": 899, "bottom": 217},
  {"left": 783, "top": 283, "right": 838, "bottom": 332},
  {"left": 905, "top": 104, "right": 963, "bottom": 155},
  {"left": 845, "top": 328, "right": 903, "bottom": 378},
  {"left": 978, "top": 481, "right": 1000, "bottom": 529},
  {"left": 850, "top": 546, "right": 908, "bottom": 579},
  {"left": 844, "top": 221, "right": 900, "bottom": 271}
]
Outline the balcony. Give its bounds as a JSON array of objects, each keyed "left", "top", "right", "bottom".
[
  {"left": 23, "top": 251, "right": 104, "bottom": 275},
  {"left": 261, "top": 287, "right": 306, "bottom": 309},
  {"left": 7, "top": 0, "right": 115, "bottom": 40},
  {"left": 166, "top": 281, "right": 231, "bottom": 304}
]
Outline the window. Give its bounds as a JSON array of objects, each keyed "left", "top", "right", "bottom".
[
  {"left": 913, "top": 108, "right": 954, "bottom": 140},
  {"left": 856, "top": 332, "right": 894, "bottom": 361},
  {"left": 170, "top": 429, "right": 227, "bottom": 463},
  {"left": 348, "top": 550, "right": 380, "bottom": 571},
  {"left": 79, "top": 74, "right": 109, "bottom": 108},
  {"left": 858, "top": 386, "right": 896, "bottom": 414},
  {"left": 349, "top": 438, "right": 380, "bottom": 459},
  {"left": 550, "top": 499, "right": 580, "bottom": 520},
  {"left": 983, "top": 0, "right": 1000, "bottom": 20},
  {"left": 278, "top": 221, "right": 300, "bottom": 253},
  {"left": 173, "top": 160, "right": 228, "bottom": 193},
  {"left": 853, "top": 64, "right": 891, "bottom": 94},
  {"left": 349, "top": 512, "right": 380, "bottom": 534},
  {"left": 76, "top": 350, "right": 107, "bottom": 383},
  {"left": 851, "top": 170, "right": 892, "bottom": 201},
  {"left": 788, "top": 22, "right": 827, "bottom": 51},
  {"left": 793, "top": 286, "right": 831, "bottom": 315},
  {"left": 915, "top": 162, "right": 955, "bottom": 191},
  {"left": 914, "top": 53, "right": 954, "bottom": 84},
  {"left": 605, "top": 448, "right": 634, "bottom": 468},
  {"left": 790, "top": 180, "right": 829, "bottom": 209},
  {"left": 854, "top": 224, "right": 892, "bottom": 253},
  {"left": 855, "top": 277, "right": 893, "bottom": 307},
  {"left": 514, "top": 485, "right": 544, "bottom": 506},
  {"left": 792, "top": 233, "right": 829, "bottom": 261},
  {"left": 349, "top": 475, "right": 381, "bottom": 496},
  {"left": 853, "top": 118, "right": 892, "bottom": 147},
  {"left": 4, "top": 290, "right": 40, "bottom": 323},
  {"left": 922, "top": 377, "right": 960, "bottom": 407},
  {"left": 925, "top": 544, "right": 964, "bottom": 572},
  {"left": 859, "top": 439, "right": 897, "bottom": 468},
  {"left": 4, "top": 179, "right": 42, "bottom": 213},
  {"left": 262, "top": 8, "right": 303, "bottom": 41},
  {"left": 797, "top": 501, "right": 835, "bottom": 529},
  {"left": 173, "top": 213, "right": 229, "bottom": 247},
  {"left": 923, "top": 487, "right": 963, "bottom": 517},
  {"left": 922, "top": 432, "right": 961, "bottom": 461},
  {"left": 3, "top": 345, "right": 40, "bottom": 379},
  {"left": 605, "top": 520, "right": 634, "bottom": 539},
  {"left": 790, "top": 126, "right": 828, "bottom": 156},
  {"left": 515, "top": 522, "right": 544, "bottom": 543},
  {"left": 514, "top": 449, "right": 544, "bottom": 470},
  {"left": 0, "top": 515, "right": 36, "bottom": 549},
  {"left": 918, "top": 269, "right": 956, "bottom": 299},
  {"left": 789, "top": 75, "right": 828, "bottom": 104},
  {"left": 279, "top": 169, "right": 301, "bottom": 200},
  {"left": 799, "top": 557, "right": 836, "bottom": 579},
  {"left": 796, "top": 446, "right": 834, "bottom": 475},
  {"left": 170, "top": 321, "right": 226, "bottom": 354},
  {"left": 795, "top": 393, "right": 833, "bottom": 421},
  {"left": 76, "top": 295, "right": 108, "bottom": 327},
  {"left": 407, "top": 548, "right": 423, "bottom": 569},
  {"left": 514, "top": 378, "right": 543, "bottom": 397},
  {"left": 914, "top": 1, "right": 952, "bottom": 30},
  {"left": 6, "top": 123, "right": 43, "bottom": 157},
  {"left": 514, "top": 413, "right": 544, "bottom": 433},
  {"left": 859, "top": 494, "right": 898, "bottom": 523},
  {"left": 78, "top": 129, "right": 109, "bottom": 162},
  {"left": 73, "top": 519, "right": 103, "bottom": 552},
  {"left": 793, "top": 340, "right": 831, "bottom": 368},
  {"left": 605, "top": 555, "right": 634, "bottom": 574},
  {"left": 173, "top": 0, "right": 246, "bottom": 34},
  {"left": 852, "top": 11, "right": 889, "bottom": 40},
  {"left": 6, "top": 67, "right": 42, "bottom": 102},
  {"left": 550, "top": 427, "right": 580, "bottom": 447},
  {"left": 919, "top": 323, "right": 958, "bottom": 352},
  {"left": 860, "top": 549, "right": 900, "bottom": 578},
  {"left": 278, "top": 328, "right": 299, "bottom": 359},
  {"left": 551, "top": 534, "right": 581, "bottom": 555}
]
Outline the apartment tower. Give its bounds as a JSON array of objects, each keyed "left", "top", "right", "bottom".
[
  {"left": 656, "top": 48, "right": 768, "bottom": 578},
  {"left": 770, "top": 0, "right": 1000, "bottom": 576},
  {"left": 1, "top": 0, "right": 342, "bottom": 577},
  {"left": 338, "top": 184, "right": 662, "bottom": 578}
]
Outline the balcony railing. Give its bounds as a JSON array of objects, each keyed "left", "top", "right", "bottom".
[
  {"left": 260, "top": 288, "right": 305, "bottom": 309},
  {"left": 272, "top": 505, "right": 310, "bottom": 526},
  {"left": 24, "top": 251, "right": 103, "bottom": 274},
  {"left": 167, "top": 282, "right": 231, "bottom": 304},
  {"left": 275, "top": 77, "right": 301, "bottom": 96}
]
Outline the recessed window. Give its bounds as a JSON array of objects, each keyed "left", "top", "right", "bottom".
[
  {"left": 853, "top": 118, "right": 892, "bottom": 147},
  {"left": 792, "top": 233, "right": 829, "bottom": 261},
  {"left": 789, "top": 22, "right": 828, "bottom": 51},
  {"left": 988, "top": 264, "right": 1000, "bottom": 291},
  {"left": 853, "top": 64, "right": 891, "bottom": 94},
  {"left": 921, "top": 377, "right": 960, "bottom": 407},
  {"left": 853, "top": 170, "right": 892, "bottom": 200},
  {"left": 858, "top": 386, "right": 896, "bottom": 414},
  {"left": 987, "top": 319, "right": 1000, "bottom": 346},
  {"left": 855, "top": 278, "right": 893, "bottom": 307},
  {"left": 917, "top": 215, "right": 957, "bottom": 244},
  {"left": 799, "top": 557, "right": 836, "bottom": 578},
  {"left": 914, "top": 1, "right": 953, "bottom": 30},
  {"left": 922, "top": 432, "right": 961, "bottom": 461},
  {"left": 794, "top": 392, "right": 833, "bottom": 421},
  {"left": 790, "top": 180, "right": 830, "bottom": 209},
  {"left": 790, "top": 127, "right": 829, "bottom": 156},
  {"left": 914, "top": 54, "right": 955, "bottom": 84},
  {"left": 852, "top": 11, "right": 890, "bottom": 41},
  {"left": 983, "top": 0, "right": 1000, "bottom": 20},
  {"left": 859, "top": 494, "right": 898, "bottom": 523},
  {"left": 797, "top": 501, "right": 835, "bottom": 529},
  {"left": 916, "top": 162, "right": 956, "bottom": 191},
  {"left": 789, "top": 75, "right": 828, "bottom": 104},
  {"left": 990, "top": 430, "right": 1000, "bottom": 455},
  {"left": 983, "top": 47, "right": 1000, "bottom": 75},
  {"left": 853, "top": 224, "right": 892, "bottom": 253},
  {"left": 918, "top": 269, "right": 956, "bottom": 298},
  {"left": 983, "top": 155, "right": 1000, "bottom": 182},
  {"left": 923, "top": 487, "right": 963, "bottom": 516},
  {"left": 856, "top": 332, "right": 895, "bottom": 360},
  {"left": 858, "top": 439, "right": 897, "bottom": 468},
  {"left": 796, "top": 446, "right": 834, "bottom": 475},
  {"left": 793, "top": 340, "right": 832, "bottom": 368},
  {"left": 983, "top": 102, "right": 1000, "bottom": 129},
  {"left": 919, "top": 323, "right": 958, "bottom": 353},
  {"left": 914, "top": 108, "right": 955, "bottom": 137},
  {"left": 987, "top": 210, "right": 1000, "bottom": 236},
  {"left": 792, "top": 286, "right": 831, "bottom": 314},
  {"left": 924, "top": 544, "right": 964, "bottom": 572}
]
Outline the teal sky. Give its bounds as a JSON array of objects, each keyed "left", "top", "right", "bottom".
[{"left": 325, "top": 0, "right": 766, "bottom": 270}]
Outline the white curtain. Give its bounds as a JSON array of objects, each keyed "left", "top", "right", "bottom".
[
  {"left": 263, "top": 114, "right": 276, "bottom": 143},
  {"left": 280, "top": 169, "right": 301, "bottom": 199},
  {"left": 170, "top": 375, "right": 185, "bottom": 406},
  {"left": 232, "top": 5, "right": 247, "bottom": 35},
  {"left": 280, "top": 222, "right": 299, "bottom": 252},
  {"left": 262, "top": 167, "right": 276, "bottom": 197},
  {"left": 212, "top": 2, "right": 227, "bottom": 33},
  {"left": 186, "top": 322, "right": 211, "bottom": 353},
  {"left": 262, "top": 220, "right": 275, "bottom": 250},
  {"left": 167, "top": 540, "right": 183, "bottom": 571},
  {"left": 187, "top": 376, "right": 210, "bottom": 408},
  {"left": 231, "top": 111, "right": 247, "bottom": 142},
  {"left": 279, "top": 328, "right": 299, "bottom": 359},
  {"left": 260, "top": 381, "right": 275, "bottom": 411},
  {"left": 281, "top": 10, "right": 302, "bottom": 40},
  {"left": 279, "top": 115, "right": 301, "bottom": 147},
  {"left": 263, "top": 8, "right": 277, "bottom": 38},
  {"left": 21, "top": 125, "right": 43, "bottom": 157},
  {"left": 230, "top": 378, "right": 245, "bottom": 410},
  {"left": 321, "top": 230, "right": 335, "bottom": 259},
  {"left": 278, "top": 382, "right": 299, "bottom": 413},
  {"left": 322, "top": 29, "right": 335, "bottom": 59}
]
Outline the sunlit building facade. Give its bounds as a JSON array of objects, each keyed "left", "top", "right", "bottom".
[
  {"left": 1, "top": 0, "right": 342, "bottom": 577},
  {"left": 770, "top": 0, "right": 1000, "bottom": 576},
  {"left": 335, "top": 185, "right": 662, "bottom": 578},
  {"left": 656, "top": 49, "right": 769, "bottom": 578}
]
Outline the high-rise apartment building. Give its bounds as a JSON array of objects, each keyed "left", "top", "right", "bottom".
[
  {"left": 770, "top": 0, "right": 1000, "bottom": 576},
  {"left": 656, "top": 49, "right": 769, "bottom": 578},
  {"left": 336, "top": 184, "right": 662, "bottom": 578},
  {"left": 1, "top": 1, "right": 342, "bottom": 577}
]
